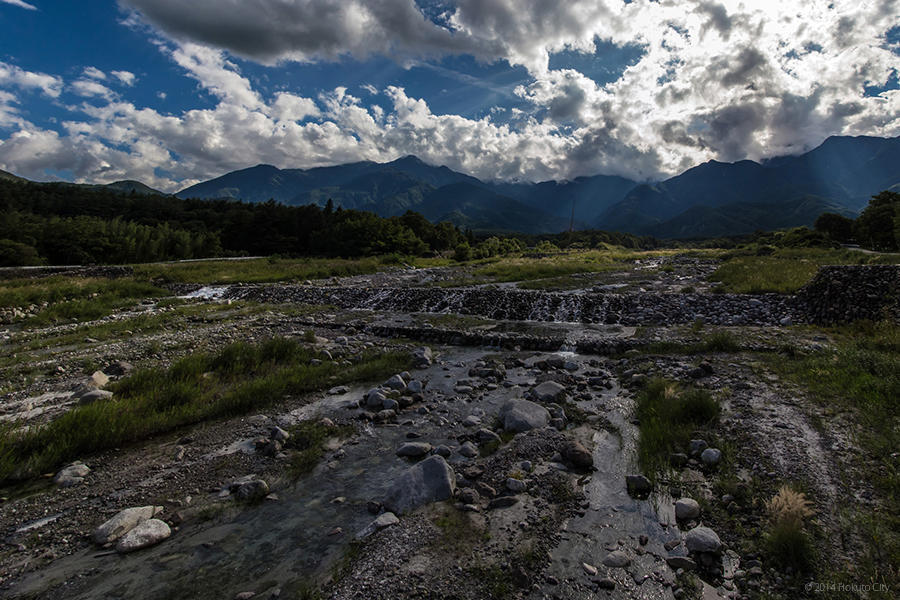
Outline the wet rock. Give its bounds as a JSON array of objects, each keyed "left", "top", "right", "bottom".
[
  {"left": 54, "top": 461, "right": 90, "bottom": 488},
  {"left": 356, "top": 512, "right": 399, "bottom": 539},
  {"left": 532, "top": 381, "right": 566, "bottom": 403},
  {"left": 561, "top": 440, "right": 593, "bottom": 469},
  {"left": 396, "top": 442, "right": 432, "bottom": 458},
  {"left": 602, "top": 550, "right": 631, "bottom": 568},
  {"left": 675, "top": 498, "right": 701, "bottom": 521},
  {"left": 385, "top": 374, "right": 406, "bottom": 391},
  {"left": 625, "top": 474, "right": 652, "bottom": 497},
  {"left": 383, "top": 455, "right": 456, "bottom": 515},
  {"left": 94, "top": 506, "right": 161, "bottom": 545},
  {"left": 499, "top": 399, "right": 550, "bottom": 433},
  {"left": 700, "top": 448, "right": 722, "bottom": 466},
  {"left": 115, "top": 518, "right": 171, "bottom": 553},
  {"left": 685, "top": 526, "right": 722, "bottom": 554}
]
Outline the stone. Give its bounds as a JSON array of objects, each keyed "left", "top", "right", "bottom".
[
  {"left": 670, "top": 452, "right": 689, "bottom": 468},
  {"left": 94, "top": 506, "right": 161, "bottom": 545},
  {"left": 434, "top": 445, "right": 452, "bottom": 457},
  {"left": 385, "top": 374, "right": 406, "bottom": 391},
  {"left": 561, "top": 440, "right": 593, "bottom": 469},
  {"left": 90, "top": 371, "right": 110, "bottom": 388},
  {"left": 488, "top": 496, "right": 519, "bottom": 510},
  {"left": 532, "top": 381, "right": 566, "bottom": 402},
  {"left": 689, "top": 439, "right": 708, "bottom": 456},
  {"left": 594, "top": 578, "right": 616, "bottom": 590},
  {"left": 366, "top": 389, "right": 387, "bottom": 408},
  {"left": 582, "top": 562, "right": 598, "bottom": 576},
  {"left": 234, "top": 480, "right": 270, "bottom": 502},
  {"left": 675, "top": 498, "right": 701, "bottom": 521},
  {"left": 603, "top": 550, "right": 631, "bottom": 568},
  {"left": 700, "top": 448, "right": 722, "bottom": 466},
  {"left": 115, "top": 518, "right": 171, "bottom": 553},
  {"left": 269, "top": 426, "right": 290, "bottom": 442},
  {"left": 458, "top": 441, "right": 479, "bottom": 458},
  {"left": 625, "top": 474, "right": 652, "bottom": 497},
  {"left": 499, "top": 399, "right": 550, "bottom": 433},
  {"left": 462, "top": 415, "right": 482, "bottom": 427},
  {"left": 356, "top": 512, "right": 399, "bottom": 539},
  {"left": 77, "top": 389, "right": 113, "bottom": 405},
  {"left": 458, "top": 488, "right": 480, "bottom": 504},
  {"left": 406, "top": 380, "right": 423, "bottom": 394},
  {"left": 666, "top": 556, "right": 697, "bottom": 570},
  {"left": 383, "top": 455, "right": 456, "bottom": 515},
  {"left": 54, "top": 462, "right": 90, "bottom": 488},
  {"left": 685, "top": 526, "right": 722, "bottom": 554},
  {"left": 396, "top": 442, "right": 432, "bottom": 458},
  {"left": 412, "top": 347, "right": 433, "bottom": 368},
  {"left": 382, "top": 398, "right": 399, "bottom": 411},
  {"left": 103, "top": 360, "right": 134, "bottom": 377},
  {"left": 506, "top": 478, "right": 527, "bottom": 493},
  {"left": 476, "top": 428, "right": 501, "bottom": 444}
]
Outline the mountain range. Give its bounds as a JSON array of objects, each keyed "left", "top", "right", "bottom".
[{"left": 4, "top": 135, "right": 898, "bottom": 238}]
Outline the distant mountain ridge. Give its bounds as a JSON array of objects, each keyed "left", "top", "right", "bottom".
[{"left": 2, "top": 135, "right": 897, "bottom": 237}]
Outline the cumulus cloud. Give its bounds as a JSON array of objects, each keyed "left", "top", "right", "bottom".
[
  {"left": 83, "top": 66, "right": 106, "bottom": 80},
  {"left": 111, "top": 70, "right": 136, "bottom": 85},
  {"left": 1, "top": 1, "right": 899, "bottom": 188}
]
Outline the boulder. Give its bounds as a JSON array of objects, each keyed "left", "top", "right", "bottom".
[
  {"left": 532, "top": 381, "right": 566, "bottom": 403},
  {"left": 383, "top": 455, "right": 456, "bottom": 514},
  {"left": 385, "top": 374, "right": 406, "bottom": 391},
  {"left": 625, "top": 474, "right": 652, "bottom": 497},
  {"left": 499, "top": 399, "right": 550, "bottom": 433},
  {"left": 685, "top": 526, "right": 722, "bottom": 554},
  {"left": 54, "top": 461, "right": 90, "bottom": 488},
  {"left": 365, "top": 389, "right": 387, "bottom": 408},
  {"left": 78, "top": 389, "right": 113, "bottom": 405},
  {"left": 234, "top": 479, "right": 270, "bottom": 502},
  {"left": 396, "top": 442, "right": 432, "bottom": 458},
  {"left": 561, "top": 440, "right": 593, "bottom": 469},
  {"left": 412, "top": 347, "right": 433, "bottom": 368},
  {"left": 94, "top": 506, "right": 161, "bottom": 545},
  {"left": 675, "top": 498, "right": 701, "bottom": 521},
  {"left": 115, "top": 518, "right": 171, "bottom": 553}
]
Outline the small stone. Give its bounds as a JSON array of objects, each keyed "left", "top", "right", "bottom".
[
  {"left": 689, "top": 439, "right": 708, "bottom": 456},
  {"left": 434, "top": 445, "right": 452, "bottom": 457},
  {"left": 488, "top": 496, "right": 519, "bottom": 510},
  {"left": 458, "top": 441, "right": 478, "bottom": 458},
  {"left": 666, "top": 556, "right": 697, "bottom": 570},
  {"left": 582, "top": 562, "right": 597, "bottom": 576},
  {"left": 506, "top": 478, "right": 527, "bottom": 493},
  {"left": 625, "top": 474, "right": 652, "bottom": 497},
  {"left": 115, "top": 519, "right": 171, "bottom": 553},
  {"left": 94, "top": 506, "right": 160, "bottom": 545},
  {"left": 594, "top": 578, "right": 616, "bottom": 590},
  {"left": 476, "top": 428, "right": 501, "bottom": 444},
  {"left": 602, "top": 550, "right": 631, "bottom": 568},
  {"left": 235, "top": 593, "right": 256, "bottom": 600},
  {"left": 78, "top": 389, "right": 113, "bottom": 405},
  {"left": 675, "top": 498, "right": 701, "bottom": 521},
  {"left": 356, "top": 512, "right": 399, "bottom": 539},
  {"left": 684, "top": 526, "right": 722, "bottom": 554},
  {"left": 54, "top": 462, "right": 90, "bottom": 488},
  {"left": 269, "top": 426, "right": 290, "bottom": 442},
  {"left": 385, "top": 374, "right": 406, "bottom": 390},
  {"left": 396, "top": 442, "right": 432, "bottom": 458},
  {"left": 700, "top": 448, "right": 722, "bottom": 466},
  {"left": 234, "top": 480, "right": 270, "bottom": 502},
  {"left": 532, "top": 381, "right": 566, "bottom": 402}
]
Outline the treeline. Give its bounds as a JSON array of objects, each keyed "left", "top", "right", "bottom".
[{"left": 815, "top": 191, "right": 900, "bottom": 250}]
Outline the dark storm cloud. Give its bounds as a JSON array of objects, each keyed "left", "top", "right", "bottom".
[
  {"left": 702, "top": 102, "right": 765, "bottom": 161},
  {"left": 696, "top": 2, "right": 732, "bottom": 39},
  {"left": 720, "top": 47, "right": 768, "bottom": 87}
]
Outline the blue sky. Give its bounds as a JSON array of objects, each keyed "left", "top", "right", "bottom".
[{"left": 0, "top": 0, "right": 897, "bottom": 192}]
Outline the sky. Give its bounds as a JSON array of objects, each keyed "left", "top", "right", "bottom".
[{"left": 0, "top": 0, "right": 897, "bottom": 193}]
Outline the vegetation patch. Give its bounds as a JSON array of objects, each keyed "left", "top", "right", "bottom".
[
  {"left": 635, "top": 379, "right": 720, "bottom": 476},
  {"left": 0, "top": 337, "right": 409, "bottom": 482},
  {"left": 764, "top": 485, "right": 816, "bottom": 572},
  {"left": 285, "top": 420, "right": 356, "bottom": 479}
]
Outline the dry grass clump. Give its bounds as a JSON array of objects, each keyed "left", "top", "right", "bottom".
[
  {"left": 766, "top": 485, "right": 815, "bottom": 527},
  {"left": 764, "top": 485, "right": 815, "bottom": 571}
]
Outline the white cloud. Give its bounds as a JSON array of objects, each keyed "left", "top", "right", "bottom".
[
  {"left": 71, "top": 79, "right": 116, "bottom": 101},
  {"left": 111, "top": 70, "right": 136, "bottom": 86},
  {"left": 0, "top": 0, "right": 37, "bottom": 10},
  {"left": 83, "top": 66, "right": 106, "bottom": 80},
  {"left": 0, "top": 61, "right": 63, "bottom": 97}
]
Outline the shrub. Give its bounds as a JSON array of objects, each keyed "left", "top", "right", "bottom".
[{"left": 764, "top": 485, "right": 815, "bottom": 571}]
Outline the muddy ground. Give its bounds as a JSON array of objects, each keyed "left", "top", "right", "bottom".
[{"left": 0, "top": 257, "right": 883, "bottom": 599}]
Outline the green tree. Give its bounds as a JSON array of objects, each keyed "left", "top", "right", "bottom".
[
  {"left": 854, "top": 191, "right": 899, "bottom": 250},
  {"left": 814, "top": 212, "right": 854, "bottom": 243}
]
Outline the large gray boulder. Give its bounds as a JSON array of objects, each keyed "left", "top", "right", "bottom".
[
  {"left": 115, "top": 518, "right": 171, "bottom": 553},
  {"left": 93, "top": 506, "right": 161, "bottom": 545},
  {"left": 532, "top": 381, "right": 566, "bottom": 403},
  {"left": 383, "top": 455, "right": 456, "bottom": 514},
  {"left": 685, "top": 526, "right": 722, "bottom": 553},
  {"left": 499, "top": 399, "right": 550, "bottom": 433},
  {"left": 675, "top": 498, "right": 701, "bottom": 521}
]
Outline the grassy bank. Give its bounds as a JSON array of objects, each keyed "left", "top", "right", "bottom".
[
  {"left": 0, "top": 337, "right": 409, "bottom": 482},
  {"left": 133, "top": 256, "right": 390, "bottom": 284}
]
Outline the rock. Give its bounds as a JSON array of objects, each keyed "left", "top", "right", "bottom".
[
  {"left": 670, "top": 452, "right": 689, "bottom": 468},
  {"left": 434, "top": 445, "right": 452, "bottom": 457},
  {"left": 234, "top": 480, "right": 270, "bottom": 502},
  {"left": 396, "top": 442, "right": 432, "bottom": 458},
  {"left": 356, "top": 512, "right": 399, "bottom": 539},
  {"left": 234, "top": 593, "right": 255, "bottom": 600},
  {"left": 382, "top": 398, "right": 399, "bottom": 411},
  {"left": 406, "top": 380, "right": 423, "bottom": 394},
  {"left": 625, "top": 474, "right": 652, "bottom": 497},
  {"left": 666, "top": 556, "right": 697, "bottom": 570},
  {"left": 383, "top": 455, "right": 456, "bottom": 514},
  {"left": 594, "top": 578, "right": 616, "bottom": 590},
  {"left": 582, "top": 562, "right": 598, "bottom": 576},
  {"left": 561, "top": 440, "right": 593, "bottom": 469},
  {"left": 458, "top": 488, "right": 480, "bottom": 504},
  {"left": 675, "top": 498, "right": 701, "bottom": 521},
  {"left": 412, "top": 347, "right": 433, "bottom": 368},
  {"left": 269, "top": 426, "right": 290, "bottom": 442},
  {"left": 90, "top": 371, "right": 110, "bottom": 388},
  {"left": 327, "top": 385, "right": 349, "bottom": 395},
  {"left": 689, "top": 439, "right": 708, "bottom": 456},
  {"left": 462, "top": 415, "right": 482, "bottom": 427},
  {"left": 488, "top": 496, "right": 519, "bottom": 510},
  {"left": 365, "top": 389, "right": 387, "bottom": 409},
  {"left": 779, "top": 316, "right": 792, "bottom": 326},
  {"left": 602, "top": 550, "right": 631, "bottom": 568},
  {"left": 94, "top": 506, "right": 161, "bottom": 545},
  {"left": 685, "top": 526, "right": 722, "bottom": 554},
  {"left": 115, "top": 518, "right": 171, "bottom": 553},
  {"left": 54, "top": 462, "right": 90, "bottom": 488},
  {"left": 458, "top": 441, "right": 479, "bottom": 458},
  {"left": 103, "top": 360, "right": 134, "bottom": 377},
  {"left": 506, "top": 478, "right": 527, "bottom": 493},
  {"left": 700, "top": 448, "right": 722, "bottom": 466},
  {"left": 499, "top": 399, "right": 550, "bottom": 433},
  {"left": 532, "top": 381, "right": 566, "bottom": 402},
  {"left": 78, "top": 389, "right": 113, "bottom": 405},
  {"left": 476, "top": 428, "right": 501, "bottom": 444},
  {"left": 385, "top": 374, "right": 406, "bottom": 391}
]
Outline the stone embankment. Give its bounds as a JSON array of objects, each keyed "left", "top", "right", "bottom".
[
  {"left": 797, "top": 265, "right": 900, "bottom": 324},
  {"left": 0, "top": 265, "right": 133, "bottom": 280}
]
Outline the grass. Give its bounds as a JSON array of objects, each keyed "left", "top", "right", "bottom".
[
  {"left": 132, "top": 256, "right": 389, "bottom": 284},
  {"left": 635, "top": 379, "right": 720, "bottom": 475},
  {"left": 764, "top": 485, "right": 816, "bottom": 572},
  {"left": 0, "top": 337, "right": 410, "bottom": 482},
  {"left": 470, "top": 249, "right": 673, "bottom": 284},
  {"left": 710, "top": 247, "right": 899, "bottom": 294},
  {"left": 285, "top": 420, "right": 355, "bottom": 478},
  {"left": 0, "top": 275, "right": 167, "bottom": 324},
  {"left": 640, "top": 329, "right": 741, "bottom": 355},
  {"left": 767, "top": 320, "right": 899, "bottom": 585}
]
